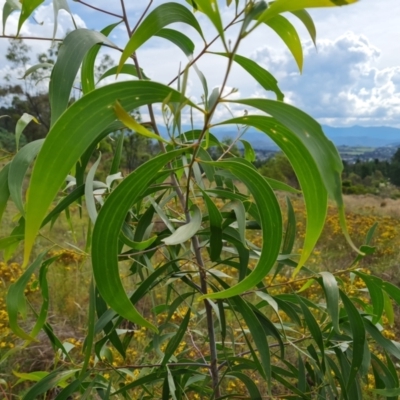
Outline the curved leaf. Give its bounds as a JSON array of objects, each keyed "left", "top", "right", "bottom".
[
  {"left": 15, "top": 113, "right": 38, "bottom": 151},
  {"left": 319, "top": 271, "right": 339, "bottom": 333},
  {"left": 98, "top": 64, "right": 148, "bottom": 83},
  {"left": 52, "top": 0, "right": 76, "bottom": 41},
  {"left": 155, "top": 28, "right": 195, "bottom": 56},
  {"left": 81, "top": 22, "right": 121, "bottom": 94},
  {"left": 9, "top": 139, "right": 44, "bottom": 215},
  {"left": 241, "top": 139, "right": 256, "bottom": 162},
  {"left": 21, "top": 63, "right": 53, "bottom": 79},
  {"left": 114, "top": 100, "right": 169, "bottom": 143},
  {"left": 340, "top": 290, "right": 365, "bottom": 390},
  {"left": 191, "top": 0, "right": 224, "bottom": 41},
  {"left": 228, "top": 371, "right": 263, "bottom": 399},
  {"left": 213, "top": 52, "right": 284, "bottom": 101},
  {"left": 7, "top": 252, "right": 46, "bottom": 341},
  {"left": 199, "top": 159, "right": 282, "bottom": 300},
  {"left": 298, "top": 296, "right": 324, "bottom": 359},
  {"left": 24, "top": 80, "right": 200, "bottom": 265},
  {"left": 214, "top": 115, "right": 327, "bottom": 274},
  {"left": 85, "top": 154, "right": 101, "bottom": 224},
  {"left": 291, "top": 9, "right": 316, "bottom": 46},
  {"left": 50, "top": 29, "right": 114, "bottom": 126},
  {"left": 92, "top": 149, "right": 185, "bottom": 332},
  {"left": 18, "top": 0, "right": 43, "bottom": 34},
  {"left": 118, "top": 2, "right": 204, "bottom": 73},
  {"left": 163, "top": 205, "right": 202, "bottom": 245},
  {"left": 266, "top": 15, "right": 303, "bottom": 72},
  {"left": 200, "top": 188, "right": 223, "bottom": 261},
  {"left": 255, "top": 0, "right": 358, "bottom": 26},
  {"left": 3, "top": 0, "right": 21, "bottom": 35},
  {"left": 354, "top": 271, "right": 384, "bottom": 324},
  {"left": 0, "top": 163, "right": 10, "bottom": 227}
]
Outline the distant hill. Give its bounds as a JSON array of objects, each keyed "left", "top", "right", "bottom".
[
  {"left": 165, "top": 125, "right": 400, "bottom": 150},
  {"left": 321, "top": 125, "right": 400, "bottom": 147}
]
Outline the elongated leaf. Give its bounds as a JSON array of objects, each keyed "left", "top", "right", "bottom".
[
  {"left": 29, "top": 256, "right": 59, "bottom": 338},
  {"left": 340, "top": 290, "right": 365, "bottom": 390},
  {"left": 3, "top": 0, "right": 21, "bottom": 35},
  {"left": 22, "top": 369, "right": 80, "bottom": 400},
  {"left": 374, "top": 388, "right": 400, "bottom": 397},
  {"left": 0, "top": 235, "right": 23, "bottom": 251},
  {"left": 21, "top": 63, "right": 53, "bottom": 79},
  {"left": 81, "top": 22, "right": 120, "bottom": 94},
  {"left": 92, "top": 150, "right": 186, "bottom": 332},
  {"left": 319, "top": 271, "right": 340, "bottom": 334},
  {"left": 255, "top": 0, "right": 358, "bottom": 26},
  {"left": 85, "top": 154, "right": 101, "bottom": 224},
  {"left": 109, "top": 131, "right": 125, "bottom": 175},
  {"left": 7, "top": 252, "right": 46, "bottom": 341},
  {"left": 200, "top": 189, "right": 223, "bottom": 261},
  {"left": 50, "top": 29, "right": 114, "bottom": 126},
  {"left": 230, "top": 296, "right": 271, "bottom": 389},
  {"left": 199, "top": 159, "right": 282, "bottom": 300},
  {"left": 18, "top": 0, "right": 44, "bottom": 34},
  {"left": 163, "top": 205, "right": 202, "bottom": 245},
  {"left": 215, "top": 115, "right": 327, "bottom": 274},
  {"left": 265, "top": 177, "right": 300, "bottom": 193},
  {"left": 155, "top": 28, "right": 195, "bottom": 56},
  {"left": 162, "top": 308, "right": 191, "bottom": 365},
  {"left": 275, "top": 196, "right": 296, "bottom": 277},
  {"left": 227, "top": 372, "right": 262, "bottom": 399},
  {"left": 213, "top": 52, "right": 284, "bottom": 101},
  {"left": 41, "top": 185, "right": 84, "bottom": 228},
  {"left": 81, "top": 280, "right": 96, "bottom": 375},
  {"left": 15, "top": 113, "right": 38, "bottom": 151},
  {"left": 241, "top": 139, "right": 256, "bottom": 162},
  {"left": 266, "top": 15, "right": 303, "bottom": 72},
  {"left": 118, "top": 2, "right": 204, "bottom": 73},
  {"left": 120, "top": 225, "right": 157, "bottom": 250},
  {"left": 24, "top": 81, "right": 200, "bottom": 265},
  {"left": 382, "top": 281, "right": 400, "bottom": 305},
  {"left": 228, "top": 99, "right": 342, "bottom": 204},
  {"left": 9, "top": 139, "right": 44, "bottom": 215},
  {"left": 192, "top": 0, "right": 224, "bottom": 40},
  {"left": 53, "top": 0, "right": 76, "bottom": 40},
  {"left": 98, "top": 64, "right": 148, "bottom": 82},
  {"left": 114, "top": 101, "right": 169, "bottom": 143},
  {"left": 222, "top": 200, "right": 246, "bottom": 247},
  {"left": 291, "top": 9, "right": 316, "bottom": 46},
  {"left": 354, "top": 271, "right": 384, "bottom": 324},
  {"left": 0, "top": 163, "right": 10, "bottom": 226},
  {"left": 383, "top": 291, "right": 394, "bottom": 327},
  {"left": 298, "top": 296, "right": 324, "bottom": 359}
]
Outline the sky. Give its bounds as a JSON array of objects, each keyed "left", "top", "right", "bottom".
[{"left": 1, "top": 0, "right": 400, "bottom": 128}]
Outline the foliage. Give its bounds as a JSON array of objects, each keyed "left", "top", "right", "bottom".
[{"left": 2, "top": 0, "right": 400, "bottom": 399}]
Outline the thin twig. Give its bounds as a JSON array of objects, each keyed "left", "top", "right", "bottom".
[
  {"left": 95, "top": 362, "right": 212, "bottom": 371},
  {"left": 131, "top": 0, "right": 153, "bottom": 34},
  {"left": 167, "top": 9, "right": 246, "bottom": 87},
  {"left": 75, "top": 0, "right": 123, "bottom": 18},
  {"left": 120, "top": 0, "right": 132, "bottom": 36},
  {"left": 0, "top": 383, "right": 10, "bottom": 400},
  {"left": 0, "top": 34, "right": 62, "bottom": 42}
]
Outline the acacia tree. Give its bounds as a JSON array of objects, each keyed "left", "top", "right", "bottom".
[{"left": 1, "top": 0, "right": 400, "bottom": 399}]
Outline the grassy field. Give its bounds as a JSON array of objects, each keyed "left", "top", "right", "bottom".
[{"left": 1, "top": 192, "right": 400, "bottom": 397}]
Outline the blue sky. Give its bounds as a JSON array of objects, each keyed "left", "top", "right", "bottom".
[{"left": 1, "top": 0, "right": 400, "bottom": 128}]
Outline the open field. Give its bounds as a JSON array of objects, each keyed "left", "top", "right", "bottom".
[{"left": 0, "top": 192, "right": 400, "bottom": 398}]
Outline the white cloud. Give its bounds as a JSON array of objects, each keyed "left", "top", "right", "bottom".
[{"left": 252, "top": 32, "right": 400, "bottom": 127}]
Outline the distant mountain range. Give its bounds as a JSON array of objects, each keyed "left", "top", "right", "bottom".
[
  {"left": 160, "top": 124, "right": 400, "bottom": 149},
  {"left": 206, "top": 125, "right": 400, "bottom": 149}
]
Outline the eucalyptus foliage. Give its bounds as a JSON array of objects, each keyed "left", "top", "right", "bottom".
[{"left": 1, "top": 0, "right": 400, "bottom": 399}]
